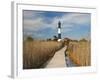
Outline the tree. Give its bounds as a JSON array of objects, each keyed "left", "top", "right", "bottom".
[
  {"left": 47, "top": 38, "right": 52, "bottom": 41},
  {"left": 53, "top": 35, "right": 58, "bottom": 41},
  {"left": 79, "top": 38, "right": 87, "bottom": 42},
  {"left": 26, "top": 36, "right": 33, "bottom": 41}
]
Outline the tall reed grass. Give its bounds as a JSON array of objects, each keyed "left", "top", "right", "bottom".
[
  {"left": 67, "top": 41, "right": 91, "bottom": 66},
  {"left": 23, "top": 41, "right": 64, "bottom": 69}
]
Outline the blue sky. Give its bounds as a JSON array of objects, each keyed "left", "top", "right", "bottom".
[{"left": 23, "top": 10, "right": 91, "bottom": 40}]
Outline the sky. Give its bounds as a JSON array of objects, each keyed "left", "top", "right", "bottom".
[{"left": 23, "top": 10, "right": 91, "bottom": 40}]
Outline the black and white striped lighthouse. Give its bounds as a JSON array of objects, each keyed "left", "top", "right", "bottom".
[{"left": 58, "top": 21, "right": 61, "bottom": 42}]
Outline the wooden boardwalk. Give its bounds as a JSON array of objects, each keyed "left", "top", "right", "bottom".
[{"left": 45, "top": 46, "right": 67, "bottom": 68}]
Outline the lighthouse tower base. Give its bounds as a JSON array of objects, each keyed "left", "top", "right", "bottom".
[{"left": 58, "top": 39, "right": 62, "bottom": 42}]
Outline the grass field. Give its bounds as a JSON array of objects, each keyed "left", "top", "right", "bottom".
[
  {"left": 23, "top": 41, "right": 64, "bottom": 69},
  {"left": 67, "top": 41, "right": 91, "bottom": 66}
]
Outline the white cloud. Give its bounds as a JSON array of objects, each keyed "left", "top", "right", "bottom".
[
  {"left": 23, "top": 10, "right": 45, "bottom": 19},
  {"left": 23, "top": 12, "right": 90, "bottom": 34},
  {"left": 52, "top": 13, "right": 90, "bottom": 26},
  {"left": 24, "top": 18, "right": 43, "bottom": 28}
]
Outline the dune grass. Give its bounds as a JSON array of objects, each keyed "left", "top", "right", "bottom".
[
  {"left": 23, "top": 41, "right": 64, "bottom": 69},
  {"left": 67, "top": 41, "right": 91, "bottom": 66}
]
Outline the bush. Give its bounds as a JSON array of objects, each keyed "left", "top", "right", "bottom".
[{"left": 26, "top": 36, "right": 33, "bottom": 41}]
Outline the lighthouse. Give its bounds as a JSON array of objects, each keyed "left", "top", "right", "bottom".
[{"left": 58, "top": 21, "right": 61, "bottom": 42}]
